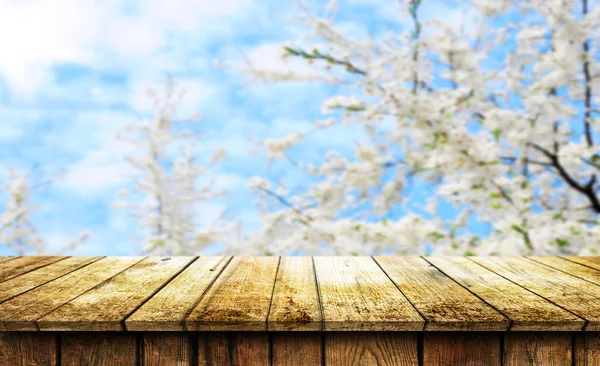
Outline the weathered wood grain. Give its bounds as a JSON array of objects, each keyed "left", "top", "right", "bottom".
[
  {"left": 314, "top": 257, "right": 424, "bottom": 331},
  {"left": 376, "top": 256, "right": 509, "bottom": 331},
  {"left": 575, "top": 333, "right": 600, "bottom": 366},
  {"left": 470, "top": 257, "right": 600, "bottom": 331},
  {"left": 504, "top": 333, "right": 572, "bottom": 365},
  {"left": 530, "top": 256, "right": 600, "bottom": 285},
  {"left": 143, "top": 332, "right": 193, "bottom": 366},
  {"left": 198, "top": 332, "right": 269, "bottom": 366},
  {"left": 268, "top": 257, "right": 321, "bottom": 331},
  {"left": 272, "top": 333, "right": 322, "bottom": 366},
  {"left": 61, "top": 332, "right": 136, "bottom": 366},
  {"left": 0, "top": 332, "right": 57, "bottom": 366},
  {"left": 38, "top": 256, "right": 194, "bottom": 331},
  {"left": 325, "top": 332, "right": 418, "bottom": 366},
  {"left": 186, "top": 256, "right": 280, "bottom": 331},
  {"left": 426, "top": 256, "right": 585, "bottom": 331},
  {"left": 0, "top": 256, "right": 144, "bottom": 331},
  {"left": 562, "top": 256, "right": 600, "bottom": 271},
  {"left": 423, "top": 332, "right": 501, "bottom": 366},
  {"left": 0, "top": 256, "right": 103, "bottom": 303},
  {"left": 126, "top": 256, "right": 230, "bottom": 331},
  {"left": 0, "top": 256, "right": 65, "bottom": 283},
  {"left": 0, "top": 257, "right": 17, "bottom": 265}
]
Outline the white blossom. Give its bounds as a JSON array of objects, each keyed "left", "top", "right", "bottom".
[{"left": 224, "top": 0, "right": 600, "bottom": 255}]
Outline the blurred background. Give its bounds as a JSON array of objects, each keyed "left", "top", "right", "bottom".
[{"left": 0, "top": 0, "right": 598, "bottom": 256}]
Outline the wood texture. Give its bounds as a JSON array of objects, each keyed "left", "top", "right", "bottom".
[
  {"left": 423, "top": 332, "right": 501, "bottom": 366},
  {"left": 268, "top": 257, "right": 321, "bottom": 331},
  {"left": 562, "top": 256, "right": 600, "bottom": 272},
  {"left": 0, "top": 256, "right": 65, "bottom": 283},
  {"left": 531, "top": 256, "right": 600, "bottom": 286},
  {"left": 186, "top": 256, "right": 280, "bottom": 331},
  {"left": 325, "top": 332, "right": 418, "bottom": 366},
  {"left": 272, "top": 332, "right": 322, "bottom": 366},
  {"left": 314, "top": 256, "right": 424, "bottom": 331},
  {"left": 126, "top": 256, "right": 230, "bottom": 331},
  {"left": 0, "top": 332, "right": 56, "bottom": 366},
  {"left": 0, "top": 256, "right": 102, "bottom": 303},
  {"left": 0, "top": 255, "right": 598, "bottom": 333},
  {"left": 197, "top": 332, "right": 269, "bottom": 366},
  {"left": 426, "top": 256, "right": 585, "bottom": 331},
  {"left": 575, "top": 333, "right": 600, "bottom": 366},
  {"left": 0, "top": 256, "right": 144, "bottom": 331},
  {"left": 38, "top": 256, "right": 194, "bottom": 331},
  {"left": 470, "top": 256, "right": 600, "bottom": 331},
  {"left": 504, "top": 333, "right": 572, "bottom": 365},
  {"left": 0, "top": 257, "right": 17, "bottom": 265},
  {"left": 143, "top": 332, "right": 193, "bottom": 366},
  {"left": 376, "top": 256, "right": 509, "bottom": 331},
  {"left": 61, "top": 332, "right": 136, "bottom": 366}
]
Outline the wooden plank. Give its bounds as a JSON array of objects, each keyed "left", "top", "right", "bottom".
[
  {"left": 563, "top": 256, "right": 600, "bottom": 270},
  {"left": 126, "top": 256, "right": 230, "bottom": 331},
  {"left": 0, "top": 256, "right": 144, "bottom": 331},
  {"left": 38, "top": 256, "right": 195, "bottom": 331},
  {"left": 197, "top": 332, "right": 269, "bottom": 366},
  {"left": 471, "top": 256, "right": 600, "bottom": 331},
  {"left": 0, "top": 332, "right": 57, "bottom": 366},
  {"left": 186, "top": 256, "right": 280, "bottom": 331},
  {"left": 0, "top": 256, "right": 103, "bottom": 303},
  {"left": 61, "top": 333, "right": 136, "bottom": 366},
  {"left": 143, "top": 332, "right": 193, "bottom": 366},
  {"left": 314, "top": 257, "right": 424, "bottom": 331},
  {"left": 325, "top": 332, "right": 418, "bottom": 366},
  {"left": 268, "top": 256, "right": 321, "bottom": 331},
  {"left": 0, "top": 257, "right": 17, "bottom": 265},
  {"left": 272, "top": 332, "right": 322, "bottom": 366},
  {"left": 530, "top": 256, "right": 600, "bottom": 285},
  {"left": 0, "top": 256, "right": 65, "bottom": 283},
  {"left": 503, "top": 333, "right": 572, "bottom": 365},
  {"left": 575, "top": 333, "right": 600, "bottom": 366},
  {"left": 423, "top": 332, "right": 500, "bottom": 365},
  {"left": 376, "top": 257, "right": 509, "bottom": 331},
  {"left": 426, "top": 256, "right": 584, "bottom": 331}
]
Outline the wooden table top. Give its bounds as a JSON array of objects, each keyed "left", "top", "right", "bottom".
[{"left": 0, "top": 256, "right": 597, "bottom": 332}]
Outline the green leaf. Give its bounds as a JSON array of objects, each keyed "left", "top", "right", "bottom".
[
  {"left": 284, "top": 46, "right": 300, "bottom": 56},
  {"left": 511, "top": 224, "right": 525, "bottom": 234},
  {"left": 555, "top": 239, "right": 570, "bottom": 248},
  {"left": 464, "top": 250, "right": 476, "bottom": 256},
  {"left": 492, "top": 128, "right": 502, "bottom": 141},
  {"left": 428, "top": 232, "right": 445, "bottom": 241},
  {"left": 346, "top": 105, "right": 366, "bottom": 112}
]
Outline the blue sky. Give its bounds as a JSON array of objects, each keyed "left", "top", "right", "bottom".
[{"left": 0, "top": 0, "right": 482, "bottom": 255}]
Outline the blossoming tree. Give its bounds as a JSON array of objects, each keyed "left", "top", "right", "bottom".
[
  {"left": 225, "top": 0, "right": 600, "bottom": 255},
  {"left": 114, "top": 76, "right": 233, "bottom": 255},
  {"left": 0, "top": 169, "right": 90, "bottom": 254}
]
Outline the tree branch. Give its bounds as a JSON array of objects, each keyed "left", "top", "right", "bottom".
[
  {"left": 582, "top": 0, "right": 594, "bottom": 147},
  {"left": 530, "top": 143, "right": 600, "bottom": 213}
]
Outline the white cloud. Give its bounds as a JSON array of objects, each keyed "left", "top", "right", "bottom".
[
  {"left": 0, "top": 0, "right": 115, "bottom": 96},
  {"left": 61, "top": 154, "right": 130, "bottom": 194},
  {"left": 0, "top": 0, "right": 254, "bottom": 98}
]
